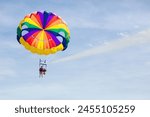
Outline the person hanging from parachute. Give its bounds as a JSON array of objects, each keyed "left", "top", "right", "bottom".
[
  {"left": 39, "top": 66, "right": 45, "bottom": 77},
  {"left": 39, "top": 66, "right": 47, "bottom": 77},
  {"left": 39, "top": 59, "right": 47, "bottom": 77},
  {"left": 17, "top": 11, "right": 70, "bottom": 78}
]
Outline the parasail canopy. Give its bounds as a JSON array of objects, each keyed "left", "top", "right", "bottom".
[{"left": 17, "top": 11, "right": 70, "bottom": 55}]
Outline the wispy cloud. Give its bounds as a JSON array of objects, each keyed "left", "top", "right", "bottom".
[
  {"left": 0, "top": 58, "right": 16, "bottom": 78},
  {"left": 0, "top": 39, "right": 21, "bottom": 49},
  {"left": 53, "top": 29, "right": 150, "bottom": 63},
  {"left": 0, "top": 83, "right": 67, "bottom": 99},
  {"left": 63, "top": 0, "right": 150, "bottom": 31}
]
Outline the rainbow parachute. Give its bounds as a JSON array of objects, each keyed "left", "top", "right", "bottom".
[{"left": 17, "top": 11, "right": 70, "bottom": 55}]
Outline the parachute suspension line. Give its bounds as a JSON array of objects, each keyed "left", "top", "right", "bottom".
[
  {"left": 39, "top": 59, "right": 47, "bottom": 78},
  {"left": 39, "top": 59, "right": 47, "bottom": 67}
]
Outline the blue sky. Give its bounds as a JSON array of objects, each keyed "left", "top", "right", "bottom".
[{"left": 0, "top": 0, "right": 150, "bottom": 99}]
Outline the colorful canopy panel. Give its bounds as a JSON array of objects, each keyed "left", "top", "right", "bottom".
[{"left": 17, "top": 11, "right": 70, "bottom": 55}]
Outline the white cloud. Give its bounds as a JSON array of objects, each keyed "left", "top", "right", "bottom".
[
  {"left": 0, "top": 40, "right": 21, "bottom": 49},
  {"left": 0, "top": 58, "right": 16, "bottom": 78},
  {"left": 64, "top": 1, "right": 150, "bottom": 31},
  {"left": 53, "top": 29, "right": 150, "bottom": 63},
  {"left": 117, "top": 32, "right": 129, "bottom": 38},
  {"left": 0, "top": 70, "right": 16, "bottom": 78},
  {"left": 0, "top": 83, "right": 67, "bottom": 99},
  {"left": 0, "top": 2, "right": 32, "bottom": 29}
]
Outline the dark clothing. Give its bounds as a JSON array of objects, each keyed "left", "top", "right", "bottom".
[{"left": 39, "top": 67, "right": 46, "bottom": 75}]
